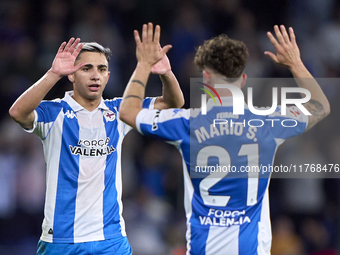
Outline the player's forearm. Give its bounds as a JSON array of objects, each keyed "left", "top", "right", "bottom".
[
  {"left": 9, "top": 69, "right": 61, "bottom": 127},
  {"left": 156, "top": 71, "right": 184, "bottom": 109},
  {"left": 290, "top": 61, "right": 330, "bottom": 128},
  {"left": 120, "top": 63, "right": 151, "bottom": 128},
  {"left": 290, "top": 61, "right": 330, "bottom": 112}
]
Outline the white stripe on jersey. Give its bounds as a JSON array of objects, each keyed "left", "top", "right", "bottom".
[
  {"left": 206, "top": 225, "right": 239, "bottom": 255},
  {"left": 182, "top": 148, "right": 194, "bottom": 255},
  {"left": 74, "top": 109, "right": 106, "bottom": 242},
  {"left": 115, "top": 115, "right": 129, "bottom": 237},
  {"left": 40, "top": 110, "right": 65, "bottom": 243},
  {"left": 275, "top": 138, "right": 285, "bottom": 146},
  {"left": 147, "top": 97, "right": 156, "bottom": 110},
  {"left": 257, "top": 189, "right": 271, "bottom": 255}
]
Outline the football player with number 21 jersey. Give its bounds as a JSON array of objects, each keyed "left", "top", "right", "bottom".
[
  {"left": 119, "top": 23, "right": 330, "bottom": 254},
  {"left": 9, "top": 27, "right": 184, "bottom": 254}
]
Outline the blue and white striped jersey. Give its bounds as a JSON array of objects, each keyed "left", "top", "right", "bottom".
[
  {"left": 136, "top": 97, "right": 308, "bottom": 255},
  {"left": 25, "top": 91, "right": 155, "bottom": 244}
]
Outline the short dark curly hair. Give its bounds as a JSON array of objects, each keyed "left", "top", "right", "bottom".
[{"left": 194, "top": 34, "right": 249, "bottom": 80}]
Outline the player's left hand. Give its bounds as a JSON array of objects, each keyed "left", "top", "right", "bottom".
[
  {"left": 151, "top": 44, "right": 171, "bottom": 75},
  {"left": 265, "top": 25, "right": 302, "bottom": 70}
]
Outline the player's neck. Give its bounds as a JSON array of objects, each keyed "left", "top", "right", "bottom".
[
  {"left": 72, "top": 94, "right": 102, "bottom": 112},
  {"left": 207, "top": 76, "right": 242, "bottom": 97}
]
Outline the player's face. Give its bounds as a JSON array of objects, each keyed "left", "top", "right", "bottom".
[{"left": 69, "top": 52, "right": 110, "bottom": 102}]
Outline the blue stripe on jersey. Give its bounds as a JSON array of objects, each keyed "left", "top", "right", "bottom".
[
  {"left": 36, "top": 101, "right": 63, "bottom": 139},
  {"left": 239, "top": 202, "right": 260, "bottom": 254},
  {"left": 53, "top": 103, "right": 80, "bottom": 242},
  {"left": 189, "top": 225, "right": 209, "bottom": 254},
  {"left": 36, "top": 101, "right": 63, "bottom": 123},
  {"left": 115, "top": 97, "right": 152, "bottom": 111},
  {"left": 102, "top": 107, "right": 121, "bottom": 238},
  {"left": 142, "top": 97, "right": 153, "bottom": 108},
  {"left": 98, "top": 97, "right": 154, "bottom": 238}
]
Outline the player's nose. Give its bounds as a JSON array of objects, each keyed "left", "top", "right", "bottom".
[{"left": 91, "top": 70, "right": 100, "bottom": 80}]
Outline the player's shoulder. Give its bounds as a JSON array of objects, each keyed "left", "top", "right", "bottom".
[
  {"left": 41, "top": 98, "right": 63, "bottom": 104},
  {"left": 267, "top": 105, "right": 308, "bottom": 122},
  {"left": 103, "top": 97, "right": 155, "bottom": 109},
  {"left": 35, "top": 98, "right": 65, "bottom": 123},
  {"left": 190, "top": 107, "right": 201, "bottom": 118},
  {"left": 138, "top": 109, "right": 190, "bottom": 130},
  {"left": 102, "top": 97, "right": 123, "bottom": 111},
  {"left": 158, "top": 108, "right": 190, "bottom": 121},
  {"left": 38, "top": 98, "right": 63, "bottom": 109},
  {"left": 104, "top": 97, "right": 122, "bottom": 104}
]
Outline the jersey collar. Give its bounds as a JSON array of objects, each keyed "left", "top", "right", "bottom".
[
  {"left": 63, "top": 91, "right": 109, "bottom": 112},
  {"left": 207, "top": 97, "right": 248, "bottom": 110}
]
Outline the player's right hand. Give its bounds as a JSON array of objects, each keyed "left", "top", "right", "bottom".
[
  {"left": 50, "top": 38, "right": 86, "bottom": 77},
  {"left": 134, "top": 23, "right": 172, "bottom": 69}
]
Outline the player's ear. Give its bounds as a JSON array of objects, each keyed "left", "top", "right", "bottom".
[
  {"left": 203, "top": 70, "right": 212, "bottom": 84},
  {"left": 203, "top": 70, "right": 211, "bottom": 79},
  {"left": 68, "top": 74, "right": 75, "bottom": 83},
  {"left": 240, "top": 73, "right": 247, "bottom": 88}
]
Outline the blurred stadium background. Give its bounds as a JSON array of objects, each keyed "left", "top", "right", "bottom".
[{"left": 1, "top": 0, "right": 340, "bottom": 254}]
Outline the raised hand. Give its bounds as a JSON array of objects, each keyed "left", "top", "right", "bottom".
[
  {"left": 51, "top": 38, "right": 86, "bottom": 77},
  {"left": 265, "top": 25, "right": 302, "bottom": 70},
  {"left": 134, "top": 23, "right": 172, "bottom": 69},
  {"left": 151, "top": 44, "right": 171, "bottom": 75}
]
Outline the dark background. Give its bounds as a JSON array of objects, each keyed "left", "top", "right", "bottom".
[{"left": 1, "top": 0, "right": 340, "bottom": 254}]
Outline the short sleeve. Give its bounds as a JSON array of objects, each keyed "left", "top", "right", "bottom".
[
  {"left": 266, "top": 105, "right": 308, "bottom": 140},
  {"left": 142, "top": 97, "right": 156, "bottom": 109},
  {"left": 27, "top": 101, "right": 63, "bottom": 139},
  {"left": 136, "top": 108, "right": 190, "bottom": 145},
  {"left": 22, "top": 110, "right": 38, "bottom": 134}
]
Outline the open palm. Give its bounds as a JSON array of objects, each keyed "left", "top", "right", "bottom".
[
  {"left": 151, "top": 45, "right": 171, "bottom": 75},
  {"left": 265, "top": 25, "right": 301, "bottom": 69},
  {"left": 134, "top": 23, "right": 172, "bottom": 70},
  {"left": 51, "top": 38, "right": 86, "bottom": 76}
]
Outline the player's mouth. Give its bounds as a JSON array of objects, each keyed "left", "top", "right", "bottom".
[{"left": 88, "top": 84, "right": 100, "bottom": 92}]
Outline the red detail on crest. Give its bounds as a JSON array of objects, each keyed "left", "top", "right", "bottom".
[{"left": 289, "top": 108, "right": 301, "bottom": 117}]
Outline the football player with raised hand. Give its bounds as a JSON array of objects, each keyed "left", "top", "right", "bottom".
[
  {"left": 119, "top": 23, "right": 329, "bottom": 255},
  {"left": 9, "top": 28, "right": 184, "bottom": 254}
]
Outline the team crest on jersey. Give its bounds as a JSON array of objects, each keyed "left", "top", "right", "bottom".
[
  {"left": 103, "top": 110, "right": 116, "bottom": 122},
  {"left": 289, "top": 106, "right": 301, "bottom": 118}
]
